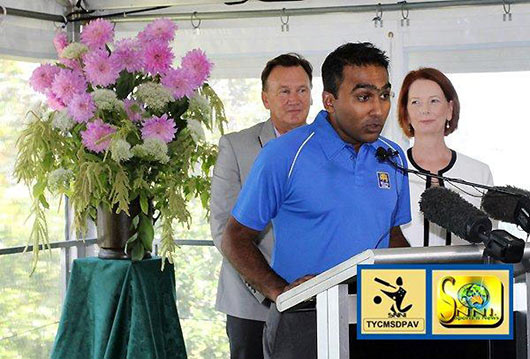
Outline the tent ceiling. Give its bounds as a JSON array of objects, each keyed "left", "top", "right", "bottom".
[{"left": 65, "top": 0, "right": 529, "bottom": 25}]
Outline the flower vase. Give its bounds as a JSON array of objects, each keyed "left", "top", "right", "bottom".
[{"left": 96, "top": 199, "right": 142, "bottom": 259}]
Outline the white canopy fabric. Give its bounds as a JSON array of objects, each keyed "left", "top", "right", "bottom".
[{"left": 0, "top": 0, "right": 63, "bottom": 60}]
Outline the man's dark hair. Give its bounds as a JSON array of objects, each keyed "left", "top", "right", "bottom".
[
  {"left": 261, "top": 53, "right": 313, "bottom": 91},
  {"left": 322, "top": 42, "right": 389, "bottom": 97}
]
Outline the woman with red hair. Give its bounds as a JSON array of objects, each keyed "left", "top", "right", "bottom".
[{"left": 397, "top": 67, "right": 493, "bottom": 247}]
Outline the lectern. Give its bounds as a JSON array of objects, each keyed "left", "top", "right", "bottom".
[{"left": 276, "top": 244, "right": 530, "bottom": 359}]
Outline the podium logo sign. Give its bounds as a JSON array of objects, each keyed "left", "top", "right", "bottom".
[
  {"left": 432, "top": 270, "right": 510, "bottom": 336},
  {"left": 357, "top": 265, "right": 513, "bottom": 340},
  {"left": 359, "top": 268, "right": 426, "bottom": 335}
]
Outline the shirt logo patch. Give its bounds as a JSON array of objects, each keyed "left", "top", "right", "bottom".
[{"left": 377, "top": 172, "right": 391, "bottom": 189}]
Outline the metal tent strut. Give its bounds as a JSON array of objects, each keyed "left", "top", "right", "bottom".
[
  {"left": 2, "top": 0, "right": 530, "bottom": 23},
  {"left": 88, "top": 0, "right": 530, "bottom": 22}
]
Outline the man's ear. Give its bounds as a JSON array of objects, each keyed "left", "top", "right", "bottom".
[
  {"left": 322, "top": 91, "right": 335, "bottom": 113},
  {"left": 262, "top": 91, "right": 270, "bottom": 110}
]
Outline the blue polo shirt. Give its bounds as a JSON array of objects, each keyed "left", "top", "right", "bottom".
[{"left": 232, "top": 110, "right": 411, "bottom": 283}]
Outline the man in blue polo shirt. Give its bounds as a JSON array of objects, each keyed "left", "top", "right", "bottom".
[{"left": 221, "top": 42, "right": 411, "bottom": 358}]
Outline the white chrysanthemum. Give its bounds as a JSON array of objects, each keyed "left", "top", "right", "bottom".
[
  {"left": 52, "top": 110, "right": 75, "bottom": 132},
  {"left": 110, "top": 139, "right": 133, "bottom": 162},
  {"left": 189, "top": 93, "right": 211, "bottom": 118},
  {"left": 48, "top": 168, "right": 73, "bottom": 192},
  {"left": 60, "top": 42, "right": 89, "bottom": 60},
  {"left": 136, "top": 82, "right": 174, "bottom": 112},
  {"left": 93, "top": 88, "right": 120, "bottom": 111},
  {"left": 186, "top": 119, "right": 205, "bottom": 143},
  {"left": 132, "top": 137, "right": 169, "bottom": 164}
]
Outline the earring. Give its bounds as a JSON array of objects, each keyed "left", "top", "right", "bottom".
[{"left": 445, "top": 119, "right": 451, "bottom": 129}]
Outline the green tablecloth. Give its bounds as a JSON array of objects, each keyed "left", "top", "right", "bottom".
[{"left": 50, "top": 257, "right": 187, "bottom": 359}]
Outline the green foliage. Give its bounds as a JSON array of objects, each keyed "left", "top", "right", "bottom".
[
  {"left": 71, "top": 159, "right": 111, "bottom": 233},
  {"left": 160, "top": 214, "right": 179, "bottom": 270},
  {"left": 199, "top": 83, "right": 227, "bottom": 134},
  {"left": 115, "top": 70, "right": 136, "bottom": 100},
  {"left": 110, "top": 165, "right": 131, "bottom": 215},
  {"left": 26, "top": 195, "right": 50, "bottom": 274},
  {"left": 14, "top": 113, "right": 70, "bottom": 186},
  {"left": 138, "top": 213, "right": 154, "bottom": 252}
]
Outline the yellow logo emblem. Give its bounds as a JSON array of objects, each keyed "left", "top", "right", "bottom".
[
  {"left": 360, "top": 269, "right": 426, "bottom": 334},
  {"left": 432, "top": 270, "right": 510, "bottom": 335},
  {"left": 377, "top": 172, "right": 391, "bottom": 189}
]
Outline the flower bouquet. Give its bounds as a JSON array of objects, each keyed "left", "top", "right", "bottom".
[{"left": 14, "top": 18, "right": 226, "bottom": 269}]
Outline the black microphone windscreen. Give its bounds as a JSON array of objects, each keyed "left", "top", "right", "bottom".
[
  {"left": 420, "top": 187, "right": 492, "bottom": 243},
  {"left": 481, "top": 185, "right": 530, "bottom": 223},
  {"left": 375, "top": 147, "right": 387, "bottom": 162}
]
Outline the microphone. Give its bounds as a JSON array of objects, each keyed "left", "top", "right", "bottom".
[
  {"left": 420, "top": 187, "right": 525, "bottom": 263},
  {"left": 420, "top": 186, "right": 491, "bottom": 243},
  {"left": 375, "top": 147, "right": 399, "bottom": 162},
  {"left": 481, "top": 185, "right": 530, "bottom": 234}
]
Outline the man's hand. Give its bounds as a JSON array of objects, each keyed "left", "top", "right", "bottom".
[{"left": 281, "top": 274, "right": 316, "bottom": 294}]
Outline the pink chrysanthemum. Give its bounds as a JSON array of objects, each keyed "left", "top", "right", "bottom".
[
  {"left": 143, "top": 42, "right": 174, "bottom": 76},
  {"left": 80, "top": 18, "right": 114, "bottom": 50},
  {"left": 51, "top": 68, "right": 87, "bottom": 106},
  {"left": 141, "top": 114, "right": 176, "bottom": 143},
  {"left": 112, "top": 38, "right": 144, "bottom": 73},
  {"left": 46, "top": 90, "right": 66, "bottom": 111},
  {"left": 30, "top": 64, "right": 60, "bottom": 93},
  {"left": 161, "top": 68, "right": 195, "bottom": 99},
  {"left": 53, "top": 31, "right": 68, "bottom": 54},
  {"left": 138, "top": 18, "right": 177, "bottom": 44},
  {"left": 81, "top": 118, "right": 116, "bottom": 153},
  {"left": 123, "top": 99, "right": 143, "bottom": 122},
  {"left": 181, "top": 49, "right": 213, "bottom": 88},
  {"left": 68, "top": 93, "right": 96, "bottom": 123},
  {"left": 83, "top": 49, "right": 120, "bottom": 87}
]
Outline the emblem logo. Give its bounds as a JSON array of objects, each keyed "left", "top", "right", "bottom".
[
  {"left": 360, "top": 269, "right": 426, "bottom": 335},
  {"left": 435, "top": 275, "right": 504, "bottom": 328},
  {"left": 377, "top": 171, "right": 391, "bottom": 189}
]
